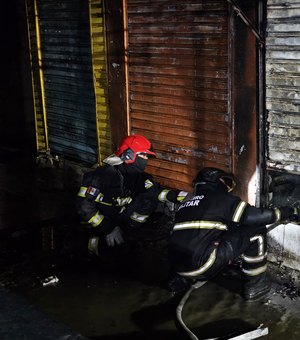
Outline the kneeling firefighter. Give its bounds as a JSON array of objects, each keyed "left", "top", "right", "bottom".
[
  {"left": 75, "top": 134, "right": 187, "bottom": 258},
  {"left": 169, "top": 167, "right": 299, "bottom": 301}
]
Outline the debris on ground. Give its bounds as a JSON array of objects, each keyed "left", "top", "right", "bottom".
[{"left": 275, "top": 278, "right": 300, "bottom": 301}]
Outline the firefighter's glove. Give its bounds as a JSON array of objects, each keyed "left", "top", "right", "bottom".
[
  {"left": 105, "top": 226, "right": 124, "bottom": 247},
  {"left": 289, "top": 207, "right": 300, "bottom": 222},
  {"left": 277, "top": 207, "right": 300, "bottom": 222}
]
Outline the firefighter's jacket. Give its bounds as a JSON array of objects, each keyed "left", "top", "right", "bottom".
[
  {"left": 169, "top": 181, "right": 295, "bottom": 274},
  {"left": 77, "top": 163, "right": 185, "bottom": 235}
]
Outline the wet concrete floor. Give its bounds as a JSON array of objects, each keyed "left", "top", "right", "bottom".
[
  {"left": 1, "top": 149, "right": 300, "bottom": 339},
  {"left": 1, "top": 229, "right": 300, "bottom": 340}
]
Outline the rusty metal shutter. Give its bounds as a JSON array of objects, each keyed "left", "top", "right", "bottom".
[
  {"left": 35, "top": 0, "right": 98, "bottom": 164},
  {"left": 126, "top": 0, "right": 231, "bottom": 191},
  {"left": 266, "top": 1, "right": 300, "bottom": 174}
]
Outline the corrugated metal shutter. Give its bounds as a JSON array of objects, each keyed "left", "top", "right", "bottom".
[
  {"left": 25, "top": 0, "right": 48, "bottom": 153},
  {"left": 27, "top": 0, "right": 111, "bottom": 165},
  {"left": 37, "top": 0, "right": 97, "bottom": 164},
  {"left": 89, "top": 0, "right": 112, "bottom": 163},
  {"left": 266, "top": 0, "right": 300, "bottom": 173},
  {"left": 126, "top": 0, "right": 231, "bottom": 191}
]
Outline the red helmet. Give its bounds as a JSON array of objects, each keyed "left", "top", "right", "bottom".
[{"left": 115, "top": 134, "right": 156, "bottom": 164}]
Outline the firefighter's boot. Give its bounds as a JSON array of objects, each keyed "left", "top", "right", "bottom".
[
  {"left": 242, "top": 272, "right": 271, "bottom": 301},
  {"left": 168, "top": 273, "right": 192, "bottom": 295}
]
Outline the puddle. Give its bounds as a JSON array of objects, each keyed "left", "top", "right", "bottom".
[{"left": 1, "top": 227, "right": 300, "bottom": 340}]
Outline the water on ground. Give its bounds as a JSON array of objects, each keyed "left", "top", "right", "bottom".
[{"left": 1, "top": 229, "right": 300, "bottom": 340}]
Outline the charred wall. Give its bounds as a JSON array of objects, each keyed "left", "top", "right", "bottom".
[
  {"left": 266, "top": 0, "right": 300, "bottom": 210},
  {"left": 266, "top": 1, "right": 300, "bottom": 175},
  {"left": 266, "top": 0, "right": 300, "bottom": 271}
]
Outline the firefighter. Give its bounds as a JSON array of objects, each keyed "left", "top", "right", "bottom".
[
  {"left": 76, "top": 134, "right": 187, "bottom": 258},
  {"left": 169, "top": 167, "right": 299, "bottom": 301}
]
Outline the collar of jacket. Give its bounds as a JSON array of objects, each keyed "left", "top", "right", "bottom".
[
  {"left": 103, "top": 154, "right": 123, "bottom": 166},
  {"left": 195, "top": 181, "right": 228, "bottom": 194}
]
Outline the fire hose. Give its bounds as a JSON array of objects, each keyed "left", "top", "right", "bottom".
[
  {"left": 175, "top": 279, "right": 269, "bottom": 340},
  {"left": 175, "top": 220, "right": 300, "bottom": 340}
]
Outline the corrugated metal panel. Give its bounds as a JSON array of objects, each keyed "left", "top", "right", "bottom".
[
  {"left": 89, "top": 0, "right": 112, "bottom": 163},
  {"left": 126, "top": 0, "right": 231, "bottom": 191},
  {"left": 25, "top": 0, "right": 48, "bottom": 153},
  {"left": 36, "top": 0, "right": 98, "bottom": 164},
  {"left": 266, "top": 0, "right": 300, "bottom": 173}
]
